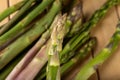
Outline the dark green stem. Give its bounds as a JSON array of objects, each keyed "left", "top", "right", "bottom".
[{"left": 0, "top": 0, "right": 26, "bottom": 22}]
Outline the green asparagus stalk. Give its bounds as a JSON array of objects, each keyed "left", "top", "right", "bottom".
[
  {"left": 0, "top": 0, "right": 26, "bottom": 22},
  {"left": 6, "top": 13, "right": 62, "bottom": 80},
  {"left": 0, "top": 0, "right": 34, "bottom": 36},
  {"left": 47, "top": 14, "right": 67, "bottom": 80},
  {"left": 75, "top": 21, "right": 120, "bottom": 80},
  {"left": 0, "top": 0, "right": 61, "bottom": 70},
  {"left": 60, "top": 31, "right": 90, "bottom": 63},
  {"left": 0, "top": 0, "right": 54, "bottom": 45},
  {"left": 0, "top": 24, "right": 33, "bottom": 51},
  {"left": 61, "top": 35, "right": 90, "bottom": 64},
  {"left": 61, "top": 37, "right": 97, "bottom": 75},
  {"left": 80, "top": 0, "right": 120, "bottom": 33}
]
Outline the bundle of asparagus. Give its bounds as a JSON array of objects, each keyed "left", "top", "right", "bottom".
[{"left": 0, "top": 0, "right": 120, "bottom": 80}]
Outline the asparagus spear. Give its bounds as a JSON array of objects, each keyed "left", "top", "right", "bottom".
[
  {"left": 0, "top": 0, "right": 61, "bottom": 70},
  {"left": 60, "top": 31, "right": 90, "bottom": 63},
  {"left": 47, "top": 14, "right": 67, "bottom": 80},
  {"left": 0, "top": 0, "right": 54, "bottom": 45},
  {"left": 0, "top": 0, "right": 26, "bottom": 22},
  {"left": 0, "top": 24, "right": 33, "bottom": 51},
  {"left": 61, "top": 35, "right": 90, "bottom": 64},
  {"left": 80, "top": 0, "right": 120, "bottom": 33},
  {"left": 6, "top": 13, "right": 62, "bottom": 80},
  {"left": 75, "top": 21, "right": 120, "bottom": 80},
  {"left": 60, "top": 0, "right": 120, "bottom": 63},
  {"left": 0, "top": 0, "right": 34, "bottom": 36}
]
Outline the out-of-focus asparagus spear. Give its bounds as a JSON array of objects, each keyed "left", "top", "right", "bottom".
[
  {"left": 60, "top": 31, "right": 90, "bottom": 63},
  {"left": 61, "top": 35, "right": 90, "bottom": 64},
  {"left": 80, "top": 0, "right": 120, "bottom": 33},
  {"left": 0, "top": 0, "right": 26, "bottom": 22},
  {"left": 75, "top": 21, "right": 120, "bottom": 80},
  {"left": 0, "top": 24, "right": 33, "bottom": 51},
  {"left": 0, "top": 0, "right": 34, "bottom": 35}
]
